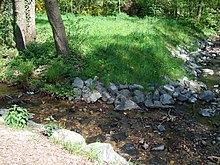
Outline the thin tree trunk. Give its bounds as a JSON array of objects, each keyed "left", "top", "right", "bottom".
[
  {"left": 13, "top": 0, "right": 27, "bottom": 50},
  {"left": 26, "top": 0, "right": 36, "bottom": 43},
  {"left": 0, "top": 0, "right": 4, "bottom": 12},
  {"left": 44, "top": 0, "right": 71, "bottom": 56}
]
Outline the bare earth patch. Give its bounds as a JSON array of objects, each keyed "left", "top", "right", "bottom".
[{"left": 0, "top": 121, "right": 94, "bottom": 165}]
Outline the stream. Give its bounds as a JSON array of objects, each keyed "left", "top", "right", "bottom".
[{"left": 0, "top": 37, "right": 219, "bottom": 165}]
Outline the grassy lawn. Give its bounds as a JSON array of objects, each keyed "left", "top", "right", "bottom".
[{"left": 28, "top": 14, "right": 205, "bottom": 86}]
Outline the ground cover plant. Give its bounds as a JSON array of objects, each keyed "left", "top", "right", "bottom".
[
  {"left": 1, "top": 12, "right": 214, "bottom": 94},
  {"left": 3, "top": 105, "right": 30, "bottom": 128}
]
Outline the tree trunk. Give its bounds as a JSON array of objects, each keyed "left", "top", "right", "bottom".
[
  {"left": 0, "top": 0, "right": 4, "bottom": 12},
  {"left": 13, "top": 0, "right": 26, "bottom": 50},
  {"left": 25, "top": 0, "right": 36, "bottom": 43},
  {"left": 44, "top": 0, "right": 71, "bottom": 56}
]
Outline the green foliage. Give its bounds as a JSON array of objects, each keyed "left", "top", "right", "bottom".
[
  {"left": 63, "top": 142, "right": 98, "bottom": 161},
  {"left": 0, "top": 0, "right": 14, "bottom": 47},
  {"left": 35, "top": 14, "right": 212, "bottom": 86},
  {"left": 44, "top": 116, "right": 62, "bottom": 136},
  {"left": 16, "top": 61, "right": 35, "bottom": 82},
  {"left": 63, "top": 142, "right": 84, "bottom": 154},
  {"left": 3, "top": 105, "right": 30, "bottom": 128},
  {"left": 65, "top": 15, "right": 89, "bottom": 55}
]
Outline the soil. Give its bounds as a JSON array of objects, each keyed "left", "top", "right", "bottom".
[{"left": 0, "top": 119, "right": 94, "bottom": 165}]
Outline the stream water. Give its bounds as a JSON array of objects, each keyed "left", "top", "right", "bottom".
[{"left": 0, "top": 37, "right": 219, "bottom": 164}]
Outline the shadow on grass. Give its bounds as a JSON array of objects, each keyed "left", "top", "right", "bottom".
[
  {"left": 19, "top": 41, "right": 56, "bottom": 66},
  {"left": 79, "top": 32, "right": 184, "bottom": 86}
]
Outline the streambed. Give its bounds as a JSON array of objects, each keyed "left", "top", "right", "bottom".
[{"left": 0, "top": 37, "right": 220, "bottom": 164}]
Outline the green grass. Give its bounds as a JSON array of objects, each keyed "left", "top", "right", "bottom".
[{"left": 26, "top": 14, "right": 208, "bottom": 86}]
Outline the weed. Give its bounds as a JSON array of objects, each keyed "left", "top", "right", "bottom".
[
  {"left": 44, "top": 116, "right": 62, "bottom": 136},
  {"left": 3, "top": 105, "right": 30, "bottom": 128},
  {"left": 63, "top": 142, "right": 84, "bottom": 154}
]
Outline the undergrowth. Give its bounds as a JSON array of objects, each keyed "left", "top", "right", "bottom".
[{"left": 1, "top": 13, "right": 216, "bottom": 95}]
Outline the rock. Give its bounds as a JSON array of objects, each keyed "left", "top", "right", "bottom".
[
  {"left": 86, "top": 91, "right": 102, "bottom": 103},
  {"left": 108, "top": 83, "right": 118, "bottom": 95},
  {"left": 172, "top": 91, "right": 180, "bottom": 98},
  {"left": 84, "top": 78, "right": 93, "bottom": 87},
  {"left": 157, "top": 124, "right": 166, "bottom": 132},
  {"left": 128, "top": 84, "right": 144, "bottom": 90},
  {"left": 153, "top": 100, "right": 162, "bottom": 106},
  {"left": 51, "top": 129, "right": 86, "bottom": 146},
  {"left": 81, "top": 86, "right": 91, "bottom": 100},
  {"left": 163, "top": 84, "right": 175, "bottom": 94},
  {"left": 73, "top": 88, "right": 82, "bottom": 100},
  {"left": 107, "top": 97, "right": 115, "bottom": 104},
  {"left": 101, "top": 91, "right": 111, "bottom": 102},
  {"left": 96, "top": 82, "right": 105, "bottom": 92},
  {"left": 118, "top": 89, "right": 132, "bottom": 98},
  {"left": 199, "top": 109, "right": 212, "bottom": 117},
  {"left": 144, "top": 99, "right": 154, "bottom": 107},
  {"left": 188, "top": 96, "right": 197, "bottom": 103},
  {"left": 114, "top": 99, "right": 141, "bottom": 111},
  {"left": 169, "top": 82, "right": 180, "bottom": 88},
  {"left": 86, "top": 134, "right": 106, "bottom": 143},
  {"left": 121, "top": 143, "right": 139, "bottom": 156},
  {"left": 153, "top": 90, "right": 160, "bottom": 101},
  {"left": 118, "top": 84, "right": 129, "bottom": 90},
  {"left": 147, "top": 156, "right": 167, "bottom": 165},
  {"left": 160, "top": 94, "right": 174, "bottom": 105},
  {"left": 72, "top": 77, "right": 84, "bottom": 89},
  {"left": 199, "top": 90, "right": 215, "bottom": 102},
  {"left": 112, "top": 132, "right": 128, "bottom": 142},
  {"left": 67, "top": 96, "right": 74, "bottom": 101},
  {"left": 178, "top": 93, "right": 190, "bottom": 102},
  {"left": 151, "top": 144, "right": 165, "bottom": 151},
  {"left": 133, "top": 90, "right": 145, "bottom": 103},
  {"left": 0, "top": 109, "right": 9, "bottom": 116},
  {"left": 202, "top": 68, "right": 214, "bottom": 75},
  {"left": 85, "top": 142, "right": 127, "bottom": 164}
]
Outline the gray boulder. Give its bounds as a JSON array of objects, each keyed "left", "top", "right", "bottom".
[
  {"left": 82, "top": 86, "right": 91, "bottom": 100},
  {"left": 51, "top": 129, "right": 86, "bottom": 146},
  {"left": 72, "top": 77, "right": 84, "bottom": 89},
  {"left": 178, "top": 93, "right": 190, "bottom": 102},
  {"left": 86, "top": 91, "right": 102, "bottom": 103},
  {"left": 133, "top": 90, "right": 145, "bottom": 103},
  {"left": 84, "top": 142, "right": 128, "bottom": 164},
  {"left": 108, "top": 83, "right": 118, "bottom": 95},
  {"left": 118, "top": 89, "right": 132, "bottom": 98},
  {"left": 163, "top": 84, "right": 175, "bottom": 94},
  {"left": 0, "top": 109, "right": 9, "bottom": 116},
  {"left": 114, "top": 95, "right": 141, "bottom": 110},
  {"left": 144, "top": 99, "right": 154, "bottom": 107},
  {"left": 84, "top": 78, "right": 93, "bottom": 87},
  {"left": 73, "top": 88, "right": 82, "bottom": 100},
  {"left": 101, "top": 91, "right": 111, "bottom": 102},
  {"left": 128, "top": 84, "right": 144, "bottom": 90},
  {"left": 199, "top": 90, "right": 215, "bottom": 102},
  {"left": 160, "top": 94, "right": 174, "bottom": 105},
  {"left": 153, "top": 90, "right": 160, "bottom": 101},
  {"left": 188, "top": 96, "right": 197, "bottom": 103}
]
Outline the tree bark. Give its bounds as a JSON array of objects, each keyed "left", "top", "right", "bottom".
[
  {"left": 25, "top": 0, "right": 36, "bottom": 43},
  {"left": 13, "top": 0, "right": 27, "bottom": 50},
  {"left": 0, "top": 0, "right": 4, "bottom": 12},
  {"left": 44, "top": 0, "right": 71, "bottom": 56}
]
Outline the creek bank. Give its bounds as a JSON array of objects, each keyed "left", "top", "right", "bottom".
[
  {"left": 0, "top": 111, "right": 129, "bottom": 165},
  {"left": 0, "top": 36, "right": 220, "bottom": 164}
]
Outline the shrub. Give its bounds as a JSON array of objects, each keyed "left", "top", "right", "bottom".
[{"left": 3, "top": 105, "right": 30, "bottom": 128}]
